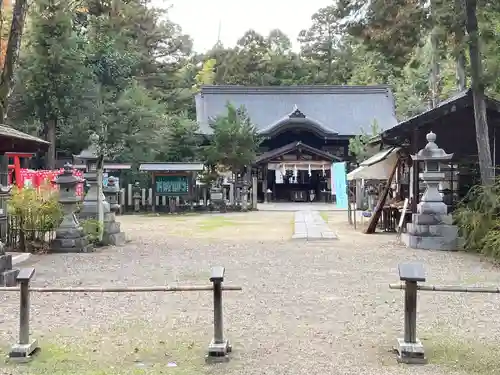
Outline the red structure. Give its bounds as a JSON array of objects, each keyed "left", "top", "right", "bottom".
[{"left": 6, "top": 152, "right": 35, "bottom": 187}]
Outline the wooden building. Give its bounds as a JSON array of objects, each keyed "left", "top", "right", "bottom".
[
  {"left": 195, "top": 85, "right": 398, "bottom": 202},
  {"left": 377, "top": 89, "right": 500, "bottom": 204}
]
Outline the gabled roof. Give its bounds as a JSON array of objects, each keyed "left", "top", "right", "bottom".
[
  {"left": 196, "top": 85, "right": 398, "bottom": 136},
  {"left": 259, "top": 105, "right": 338, "bottom": 137},
  {"left": 255, "top": 141, "right": 341, "bottom": 164}
]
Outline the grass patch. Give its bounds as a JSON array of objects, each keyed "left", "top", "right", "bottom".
[
  {"left": 320, "top": 211, "right": 329, "bottom": 222},
  {"left": 424, "top": 335, "right": 500, "bottom": 374},
  {"left": 197, "top": 216, "right": 238, "bottom": 231},
  {"left": 1, "top": 332, "right": 209, "bottom": 375}
]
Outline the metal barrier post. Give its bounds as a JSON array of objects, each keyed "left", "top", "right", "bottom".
[
  {"left": 9, "top": 267, "right": 38, "bottom": 362},
  {"left": 394, "top": 263, "right": 427, "bottom": 364},
  {"left": 206, "top": 266, "right": 232, "bottom": 362}
]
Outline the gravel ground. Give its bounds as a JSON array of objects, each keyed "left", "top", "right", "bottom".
[{"left": 1, "top": 211, "right": 500, "bottom": 375}]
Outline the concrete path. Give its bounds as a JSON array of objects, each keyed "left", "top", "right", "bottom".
[{"left": 292, "top": 210, "right": 337, "bottom": 240}]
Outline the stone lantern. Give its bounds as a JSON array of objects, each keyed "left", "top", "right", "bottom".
[
  {"left": 132, "top": 182, "right": 142, "bottom": 213},
  {"left": 74, "top": 134, "right": 125, "bottom": 246},
  {"left": 402, "top": 132, "right": 459, "bottom": 251},
  {"left": 50, "top": 163, "right": 92, "bottom": 253},
  {"left": 74, "top": 133, "right": 110, "bottom": 219},
  {"left": 103, "top": 176, "right": 120, "bottom": 213}
]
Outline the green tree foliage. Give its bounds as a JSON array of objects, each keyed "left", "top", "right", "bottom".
[
  {"left": 204, "top": 103, "right": 261, "bottom": 174},
  {"left": 454, "top": 179, "right": 500, "bottom": 258},
  {"left": 18, "top": 0, "right": 94, "bottom": 168},
  {"left": 348, "top": 120, "right": 382, "bottom": 162},
  {"left": 4, "top": 0, "right": 500, "bottom": 183}
]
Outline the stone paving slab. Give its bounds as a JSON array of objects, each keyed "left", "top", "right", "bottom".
[{"left": 292, "top": 210, "right": 337, "bottom": 240}]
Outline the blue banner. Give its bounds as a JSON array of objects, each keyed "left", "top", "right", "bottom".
[{"left": 331, "top": 162, "right": 348, "bottom": 209}]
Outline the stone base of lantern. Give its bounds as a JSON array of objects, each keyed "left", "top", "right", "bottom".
[
  {"left": 50, "top": 234, "right": 93, "bottom": 253},
  {"left": 402, "top": 214, "right": 460, "bottom": 251},
  {"left": 0, "top": 253, "right": 18, "bottom": 286},
  {"left": 102, "top": 213, "right": 126, "bottom": 246}
]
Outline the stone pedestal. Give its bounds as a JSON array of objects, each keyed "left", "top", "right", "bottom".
[
  {"left": 403, "top": 132, "right": 459, "bottom": 251},
  {"left": 402, "top": 214, "right": 459, "bottom": 251},
  {"left": 50, "top": 164, "right": 93, "bottom": 253},
  {"left": 102, "top": 212, "right": 126, "bottom": 246}
]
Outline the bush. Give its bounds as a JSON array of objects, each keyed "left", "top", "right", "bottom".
[
  {"left": 454, "top": 179, "right": 500, "bottom": 259},
  {"left": 81, "top": 219, "right": 103, "bottom": 245},
  {"left": 8, "top": 183, "right": 62, "bottom": 252}
]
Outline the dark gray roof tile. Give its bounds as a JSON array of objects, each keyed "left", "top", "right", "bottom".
[{"left": 196, "top": 85, "right": 398, "bottom": 136}]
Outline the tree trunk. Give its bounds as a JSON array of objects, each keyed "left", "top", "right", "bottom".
[
  {"left": 46, "top": 118, "right": 57, "bottom": 169},
  {"left": 429, "top": 27, "right": 440, "bottom": 108},
  {"left": 0, "top": 0, "right": 29, "bottom": 121},
  {"left": 465, "top": 0, "right": 494, "bottom": 185},
  {"left": 455, "top": 50, "right": 467, "bottom": 91},
  {"left": 454, "top": 0, "right": 467, "bottom": 91}
]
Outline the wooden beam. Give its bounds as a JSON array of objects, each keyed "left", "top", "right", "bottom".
[{"left": 364, "top": 158, "right": 399, "bottom": 234}]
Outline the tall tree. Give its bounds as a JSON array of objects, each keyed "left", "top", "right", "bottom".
[
  {"left": 21, "top": 0, "right": 94, "bottom": 168},
  {"left": 298, "top": 5, "right": 342, "bottom": 84},
  {"left": 465, "top": 0, "right": 494, "bottom": 184},
  {"left": 0, "top": 0, "right": 29, "bottom": 122}
]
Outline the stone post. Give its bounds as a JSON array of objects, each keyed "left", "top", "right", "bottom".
[
  {"left": 252, "top": 176, "right": 258, "bottom": 210},
  {"left": 50, "top": 163, "right": 92, "bottom": 253},
  {"left": 132, "top": 182, "right": 141, "bottom": 212},
  {"left": 76, "top": 134, "right": 110, "bottom": 220},
  {"left": 401, "top": 132, "right": 459, "bottom": 250},
  {"left": 241, "top": 179, "right": 249, "bottom": 212}
]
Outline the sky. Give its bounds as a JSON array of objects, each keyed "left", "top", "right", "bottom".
[{"left": 153, "top": 0, "right": 333, "bottom": 53}]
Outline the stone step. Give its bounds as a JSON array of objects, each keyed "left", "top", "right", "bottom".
[{"left": 401, "top": 233, "right": 459, "bottom": 251}]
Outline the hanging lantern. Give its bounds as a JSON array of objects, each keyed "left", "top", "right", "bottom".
[{"left": 322, "top": 164, "right": 325, "bottom": 177}]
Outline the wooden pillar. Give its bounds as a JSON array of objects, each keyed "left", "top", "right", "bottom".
[
  {"left": 262, "top": 164, "right": 268, "bottom": 203},
  {"left": 151, "top": 172, "right": 156, "bottom": 213},
  {"left": 252, "top": 176, "right": 257, "bottom": 209},
  {"left": 411, "top": 129, "right": 419, "bottom": 213},
  {"left": 0, "top": 154, "right": 8, "bottom": 186}
]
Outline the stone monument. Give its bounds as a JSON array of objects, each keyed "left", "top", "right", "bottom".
[
  {"left": 75, "top": 134, "right": 125, "bottom": 246},
  {"left": 402, "top": 131, "right": 459, "bottom": 251},
  {"left": 50, "top": 163, "right": 93, "bottom": 253}
]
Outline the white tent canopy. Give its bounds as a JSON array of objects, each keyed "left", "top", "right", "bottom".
[{"left": 347, "top": 147, "right": 400, "bottom": 181}]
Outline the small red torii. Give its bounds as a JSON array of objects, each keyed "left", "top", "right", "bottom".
[{"left": 6, "top": 152, "right": 34, "bottom": 188}]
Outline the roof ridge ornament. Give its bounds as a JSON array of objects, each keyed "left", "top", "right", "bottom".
[{"left": 289, "top": 105, "right": 306, "bottom": 119}]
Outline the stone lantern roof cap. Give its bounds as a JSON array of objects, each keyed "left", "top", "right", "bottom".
[
  {"left": 53, "top": 163, "right": 83, "bottom": 185},
  {"left": 411, "top": 131, "right": 453, "bottom": 161}
]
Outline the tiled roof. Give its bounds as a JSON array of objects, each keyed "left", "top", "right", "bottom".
[
  {"left": 195, "top": 85, "right": 398, "bottom": 136},
  {"left": 0, "top": 125, "right": 49, "bottom": 144}
]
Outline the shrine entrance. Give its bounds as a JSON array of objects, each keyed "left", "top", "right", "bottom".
[{"left": 254, "top": 141, "right": 341, "bottom": 203}]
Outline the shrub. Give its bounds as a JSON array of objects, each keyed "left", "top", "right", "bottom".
[
  {"left": 454, "top": 179, "right": 500, "bottom": 259},
  {"left": 7, "top": 183, "right": 62, "bottom": 252},
  {"left": 80, "top": 219, "right": 103, "bottom": 245}
]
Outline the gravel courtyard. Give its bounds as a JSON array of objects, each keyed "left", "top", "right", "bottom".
[{"left": 1, "top": 211, "right": 500, "bottom": 375}]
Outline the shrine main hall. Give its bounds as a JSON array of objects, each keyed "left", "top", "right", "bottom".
[{"left": 195, "top": 85, "right": 398, "bottom": 202}]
